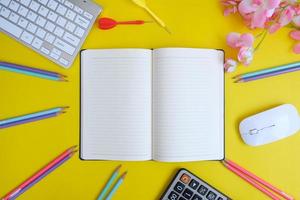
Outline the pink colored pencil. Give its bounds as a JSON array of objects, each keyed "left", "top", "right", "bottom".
[
  {"left": 2, "top": 146, "right": 77, "bottom": 200},
  {"left": 224, "top": 159, "right": 294, "bottom": 200},
  {"left": 223, "top": 161, "right": 281, "bottom": 200}
]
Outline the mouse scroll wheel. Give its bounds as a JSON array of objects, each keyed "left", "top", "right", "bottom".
[{"left": 249, "top": 129, "right": 259, "bottom": 135}]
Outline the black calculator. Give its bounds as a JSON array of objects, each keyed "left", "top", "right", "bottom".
[{"left": 160, "top": 169, "right": 231, "bottom": 200}]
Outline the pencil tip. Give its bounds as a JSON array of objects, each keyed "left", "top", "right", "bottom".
[
  {"left": 114, "top": 164, "right": 122, "bottom": 172},
  {"left": 121, "top": 172, "right": 127, "bottom": 179}
]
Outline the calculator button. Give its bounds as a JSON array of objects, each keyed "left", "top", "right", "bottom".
[
  {"left": 198, "top": 185, "right": 208, "bottom": 195},
  {"left": 206, "top": 191, "right": 217, "bottom": 200},
  {"left": 183, "top": 188, "right": 194, "bottom": 199},
  {"left": 189, "top": 179, "right": 200, "bottom": 190},
  {"left": 192, "top": 194, "right": 203, "bottom": 200},
  {"left": 168, "top": 191, "right": 179, "bottom": 200},
  {"left": 217, "top": 197, "right": 224, "bottom": 200},
  {"left": 174, "top": 182, "right": 185, "bottom": 194},
  {"left": 180, "top": 173, "right": 191, "bottom": 184}
]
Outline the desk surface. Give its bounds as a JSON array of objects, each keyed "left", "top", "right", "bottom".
[{"left": 1, "top": 1, "right": 300, "bottom": 199}]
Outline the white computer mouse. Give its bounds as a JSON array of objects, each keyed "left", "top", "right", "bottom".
[{"left": 239, "top": 104, "right": 300, "bottom": 146}]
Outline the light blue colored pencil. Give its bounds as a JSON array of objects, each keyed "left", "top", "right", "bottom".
[
  {"left": 0, "top": 107, "right": 67, "bottom": 126},
  {"left": 0, "top": 66, "right": 63, "bottom": 81},
  {"left": 105, "top": 172, "right": 127, "bottom": 200},
  {"left": 235, "top": 62, "right": 300, "bottom": 79},
  {"left": 97, "top": 165, "right": 121, "bottom": 200}
]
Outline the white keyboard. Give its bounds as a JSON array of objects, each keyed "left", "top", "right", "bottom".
[{"left": 0, "top": 0, "right": 101, "bottom": 68}]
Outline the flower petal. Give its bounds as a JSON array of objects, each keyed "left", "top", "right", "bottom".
[
  {"left": 226, "top": 32, "right": 241, "bottom": 48},
  {"left": 238, "top": 0, "right": 258, "bottom": 14},
  {"left": 293, "top": 43, "right": 300, "bottom": 53},
  {"left": 265, "top": 0, "right": 280, "bottom": 9},
  {"left": 268, "top": 23, "right": 281, "bottom": 33},
  {"left": 240, "top": 33, "right": 254, "bottom": 47},
  {"left": 290, "top": 30, "right": 300, "bottom": 40},
  {"left": 292, "top": 15, "right": 300, "bottom": 27},
  {"left": 251, "top": 8, "right": 268, "bottom": 28}
]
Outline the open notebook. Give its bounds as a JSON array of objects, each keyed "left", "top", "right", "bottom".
[{"left": 80, "top": 48, "right": 224, "bottom": 162}]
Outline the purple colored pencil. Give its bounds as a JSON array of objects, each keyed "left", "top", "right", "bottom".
[
  {"left": 0, "top": 62, "right": 63, "bottom": 78},
  {"left": 237, "top": 66, "right": 300, "bottom": 82},
  {"left": 0, "top": 112, "right": 58, "bottom": 129},
  {"left": 11, "top": 155, "right": 72, "bottom": 200}
]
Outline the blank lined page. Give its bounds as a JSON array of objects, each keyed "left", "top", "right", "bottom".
[
  {"left": 81, "top": 49, "right": 152, "bottom": 160},
  {"left": 152, "top": 48, "right": 224, "bottom": 162}
]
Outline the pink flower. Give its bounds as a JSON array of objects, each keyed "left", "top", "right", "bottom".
[
  {"left": 238, "top": 0, "right": 281, "bottom": 28},
  {"left": 268, "top": 6, "right": 296, "bottom": 33},
  {"left": 290, "top": 30, "right": 300, "bottom": 53},
  {"left": 224, "top": 58, "right": 238, "bottom": 72},
  {"left": 222, "top": 0, "right": 241, "bottom": 16},
  {"left": 238, "top": 47, "right": 254, "bottom": 65},
  {"left": 227, "top": 32, "right": 254, "bottom": 48}
]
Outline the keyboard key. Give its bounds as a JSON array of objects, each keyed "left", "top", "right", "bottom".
[
  {"left": 32, "top": 37, "right": 43, "bottom": 49},
  {"left": 57, "top": 16, "right": 67, "bottom": 27},
  {"left": 38, "top": 5, "right": 49, "bottom": 17},
  {"left": 183, "top": 188, "right": 193, "bottom": 199},
  {"left": 29, "top": 1, "right": 40, "bottom": 12},
  {"left": 197, "top": 185, "right": 208, "bottom": 196},
  {"left": 37, "top": 0, "right": 48, "bottom": 5},
  {"left": 50, "top": 52, "right": 59, "bottom": 59},
  {"left": 63, "top": 32, "right": 79, "bottom": 46},
  {"left": 65, "top": 21, "right": 75, "bottom": 32},
  {"left": 206, "top": 191, "right": 217, "bottom": 200},
  {"left": 74, "top": 15, "right": 89, "bottom": 28},
  {"left": 21, "top": 31, "right": 34, "bottom": 44},
  {"left": 27, "top": 11, "right": 38, "bottom": 22},
  {"left": 179, "top": 198, "right": 187, "bottom": 200},
  {"left": 59, "top": 57, "right": 68, "bottom": 66},
  {"left": 36, "top": 16, "right": 46, "bottom": 27},
  {"left": 83, "top": 11, "right": 93, "bottom": 19},
  {"left": 174, "top": 182, "right": 185, "bottom": 194},
  {"left": 180, "top": 174, "right": 191, "bottom": 184},
  {"left": 54, "top": 38, "right": 75, "bottom": 55},
  {"left": 9, "top": 1, "right": 20, "bottom": 12},
  {"left": 18, "top": 5, "right": 28, "bottom": 17},
  {"left": 66, "top": 9, "right": 75, "bottom": 21},
  {"left": 217, "top": 197, "right": 224, "bottom": 200},
  {"left": 47, "top": 11, "right": 57, "bottom": 22},
  {"left": 54, "top": 26, "right": 64, "bottom": 37},
  {"left": 45, "top": 32, "right": 55, "bottom": 43},
  {"left": 74, "top": 26, "right": 84, "bottom": 37},
  {"left": 56, "top": 4, "right": 67, "bottom": 15},
  {"left": 192, "top": 194, "right": 202, "bottom": 200},
  {"left": 0, "top": 16, "right": 23, "bottom": 37},
  {"left": 47, "top": 0, "right": 58, "bottom": 10},
  {"left": 27, "top": 22, "right": 37, "bottom": 34},
  {"left": 0, "top": 0, "right": 10, "bottom": 6},
  {"left": 52, "top": 48, "right": 61, "bottom": 56},
  {"left": 41, "top": 47, "right": 50, "bottom": 54},
  {"left": 74, "top": 5, "right": 83, "bottom": 14},
  {"left": 20, "top": 0, "right": 30, "bottom": 7},
  {"left": 189, "top": 179, "right": 200, "bottom": 190},
  {"left": 36, "top": 27, "right": 46, "bottom": 38},
  {"left": 8, "top": 12, "right": 20, "bottom": 23},
  {"left": 168, "top": 191, "right": 179, "bottom": 200},
  {"left": 0, "top": 7, "right": 11, "bottom": 18},
  {"left": 64, "top": 0, "right": 73, "bottom": 9},
  {"left": 18, "top": 17, "right": 28, "bottom": 28},
  {"left": 45, "top": 21, "right": 55, "bottom": 32}
]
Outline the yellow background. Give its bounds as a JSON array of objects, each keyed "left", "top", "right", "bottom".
[{"left": 1, "top": 0, "right": 300, "bottom": 199}]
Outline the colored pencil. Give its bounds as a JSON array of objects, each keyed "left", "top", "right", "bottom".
[
  {"left": 12, "top": 151, "right": 76, "bottom": 200},
  {"left": 0, "top": 112, "right": 63, "bottom": 129},
  {"left": 0, "top": 62, "right": 67, "bottom": 81},
  {"left": 235, "top": 66, "right": 300, "bottom": 83},
  {"left": 224, "top": 159, "right": 294, "bottom": 200},
  {"left": 105, "top": 172, "right": 127, "bottom": 200},
  {"left": 234, "top": 62, "right": 300, "bottom": 79},
  {"left": 1, "top": 146, "right": 77, "bottom": 200},
  {"left": 0, "top": 107, "right": 68, "bottom": 126},
  {"left": 0, "top": 62, "right": 65, "bottom": 78},
  {"left": 97, "top": 165, "right": 122, "bottom": 200}
]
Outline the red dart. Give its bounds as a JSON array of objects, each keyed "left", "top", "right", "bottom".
[{"left": 98, "top": 17, "right": 151, "bottom": 30}]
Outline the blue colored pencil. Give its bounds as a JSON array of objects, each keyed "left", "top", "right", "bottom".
[
  {"left": 97, "top": 165, "right": 122, "bottom": 200},
  {"left": 105, "top": 172, "right": 127, "bottom": 200},
  {"left": 234, "top": 62, "right": 300, "bottom": 79},
  {"left": 0, "top": 107, "right": 67, "bottom": 126},
  {"left": 0, "top": 62, "right": 63, "bottom": 78}
]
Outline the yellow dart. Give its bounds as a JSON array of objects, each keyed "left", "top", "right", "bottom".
[{"left": 132, "top": 0, "right": 171, "bottom": 34}]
